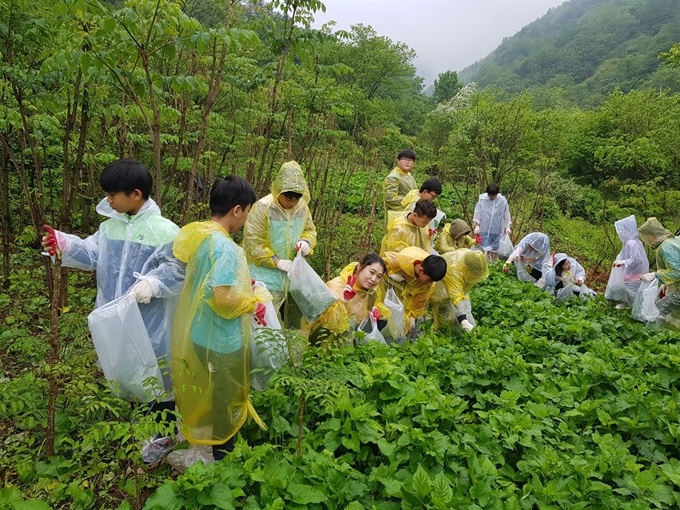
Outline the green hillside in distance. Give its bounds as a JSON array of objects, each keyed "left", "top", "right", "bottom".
[{"left": 458, "top": 0, "right": 680, "bottom": 106}]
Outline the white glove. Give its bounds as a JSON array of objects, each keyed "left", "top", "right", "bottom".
[
  {"left": 295, "top": 240, "right": 310, "bottom": 256},
  {"left": 460, "top": 319, "right": 474, "bottom": 332},
  {"left": 131, "top": 280, "right": 154, "bottom": 304},
  {"left": 473, "top": 225, "right": 480, "bottom": 235},
  {"left": 640, "top": 272, "right": 656, "bottom": 283},
  {"left": 276, "top": 259, "right": 294, "bottom": 273},
  {"left": 389, "top": 273, "right": 405, "bottom": 282}
]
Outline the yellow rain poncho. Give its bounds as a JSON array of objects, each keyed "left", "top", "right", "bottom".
[
  {"left": 383, "top": 167, "right": 417, "bottom": 214},
  {"left": 380, "top": 215, "right": 431, "bottom": 255},
  {"left": 434, "top": 220, "right": 476, "bottom": 254},
  {"left": 380, "top": 246, "right": 435, "bottom": 319},
  {"left": 309, "top": 263, "right": 390, "bottom": 347},
  {"left": 639, "top": 218, "right": 680, "bottom": 288},
  {"left": 172, "top": 221, "right": 265, "bottom": 445},
  {"left": 431, "top": 249, "right": 488, "bottom": 330},
  {"left": 243, "top": 161, "right": 317, "bottom": 309}
]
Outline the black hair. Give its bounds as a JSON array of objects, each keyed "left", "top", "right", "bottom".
[
  {"left": 397, "top": 149, "right": 416, "bottom": 161},
  {"left": 421, "top": 254, "right": 447, "bottom": 281},
  {"left": 420, "top": 178, "right": 442, "bottom": 195},
  {"left": 281, "top": 191, "right": 303, "bottom": 200},
  {"left": 100, "top": 158, "right": 153, "bottom": 199},
  {"left": 486, "top": 183, "right": 500, "bottom": 195},
  {"left": 555, "top": 258, "right": 567, "bottom": 276},
  {"left": 210, "top": 175, "right": 257, "bottom": 217},
  {"left": 413, "top": 198, "right": 437, "bottom": 219},
  {"left": 356, "top": 253, "right": 387, "bottom": 274}
]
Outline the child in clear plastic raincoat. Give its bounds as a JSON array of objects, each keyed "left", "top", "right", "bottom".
[
  {"left": 473, "top": 183, "right": 511, "bottom": 261},
  {"left": 544, "top": 253, "right": 595, "bottom": 299},
  {"left": 609, "top": 215, "right": 649, "bottom": 307},
  {"left": 434, "top": 219, "right": 477, "bottom": 254},
  {"left": 379, "top": 247, "right": 447, "bottom": 330},
  {"left": 430, "top": 249, "right": 489, "bottom": 333},
  {"left": 383, "top": 149, "right": 418, "bottom": 216},
  {"left": 171, "top": 176, "right": 267, "bottom": 461},
  {"left": 308, "top": 254, "right": 390, "bottom": 348},
  {"left": 380, "top": 199, "right": 437, "bottom": 255},
  {"left": 41, "top": 159, "right": 185, "bottom": 462},
  {"left": 503, "top": 232, "right": 551, "bottom": 287},
  {"left": 243, "top": 161, "right": 316, "bottom": 327},
  {"left": 638, "top": 217, "right": 680, "bottom": 330}
]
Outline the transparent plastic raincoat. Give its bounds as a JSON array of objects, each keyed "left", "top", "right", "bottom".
[
  {"left": 612, "top": 215, "right": 649, "bottom": 303},
  {"left": 431, "top": 249, "right": 488, "bottom": 330},
  {"left": 383, "top": 167, "right": 417, "bottom": 213},
  {"left": 380, "top": 247, "right": 436, "bottom": 319},
  {"left": 309, "top": 262, "right": 390, "bottom": 348},
  {"left": 57, "top": 197, "right": 184, "bottom": 394},
  {"left": 380, "top": 215, "right": 431, "bottom": 255},
  {"left": 172, "top": 221, "right": 265, "bottom": 445},
  {"left": 243, "top": 161, "right": 317, "bottom": 310},
  {"left": 544, "top": 253, "right": 595, "bottom": 299},
  {"left": 507, "top": 232, "right": 551, "bottom": 283},
  {"left": 434, "top": 220, "right": 476, "bottom": 254},
  {"left": 639, "top": 218, "right": 680, "bottom": 329},
  {"left": 473, "top": 193, "right": 511, "bottom": 252}
]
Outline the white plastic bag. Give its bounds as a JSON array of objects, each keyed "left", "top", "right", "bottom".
[
  {"left": 356, "top": 314, "right": 387, "bottom": 345},
  {"left": 632, "top": 278, "right": 660, "bottom": 323},
  {"left": 605, "top": 266, "right": 627, "bottom": 302},
  {"left": 250, "top": 300, "right": 286, "bottom": 391},
  {"left": 498, "top": 234, "right": 514, "bottom": 260},
  {"left": 288, "top": 252, "right": 336, "bottom": 323},
  {"left": 87, "top": 293, "right": 163, "bottom": 402},
  {"left": 382, "top": 287, "right": 406, "bottom": 343}
]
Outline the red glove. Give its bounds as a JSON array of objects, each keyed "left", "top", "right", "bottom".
[
  {"left": 428, "top": 228, "right": 438, "bottom": 240},
  {"left": 371, "top": 306, "right": 381, "bottom": 321},
  {"left": 475, "top": 234, "right": 482, "bottom": 245},
  {"left": 42, "top": 224, "right": 59, "bottom": 255},
  {"left": 255, "top": 302, "right": 267, "bottom": 327},
  {"left": 342, "top": 274, "right": 357, "bottom": 302}
]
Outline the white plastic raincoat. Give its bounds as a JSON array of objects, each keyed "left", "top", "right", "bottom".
[
  {"left": 507, "top": 232, "right": 550, "bottom": 283},
  {"left": 171, "top": 221, "right": 265, "bottom": 445},
  {"left": 58, "top": 198, "right": 184, "bottom": 393},
  {"left": 544, "top": 252, "right": 594, "bottom": 299},
  {"left": 612, "top": 215, "right": 649, "bottom": 304},
  {"left": 243, "top": 161, "right": 316, "bottom": 309},
  {"left": 473, "top": 193, "right": 511, "bottom": 252}
]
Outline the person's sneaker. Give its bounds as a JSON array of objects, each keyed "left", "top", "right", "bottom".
[{"left": 141, "top": 436, "right": 174, "bottom": 464}]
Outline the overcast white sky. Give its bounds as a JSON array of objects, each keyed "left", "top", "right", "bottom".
[{"left": 312, "top": 0, "right": 567, "bottom": 85}]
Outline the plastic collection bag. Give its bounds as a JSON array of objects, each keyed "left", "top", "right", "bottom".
[
  {"left": 87, "top": 293, "right": 163, "bottom": 402},
  {"left": 605, "top": 266, "right": 627, "bottom": 302},
  {"left": 632, "top": 278, "right": 660, "bottom": 323},
  {"left": 382, "top": 287, "right": 406, "bottom": 343},
  {"left": 250, "top": 299, "right": 286, "bottom": 391},
  {"left": 356, "top": 314, "right": 387, "bottom": 345},
  {"left": 498, "top": 234, "right": 514, "bottom": 260},
  {"left": 288, "top": 252, "right": 336, "bottom": 323}
]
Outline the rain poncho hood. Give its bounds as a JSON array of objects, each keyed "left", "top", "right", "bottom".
[
  {"left": 383, "top": 167, "right": 417, "bottom": 213},
  {"left": 380, "top": 215, "right": 431, "bottom": 255},
  {"left": 473, "top": 193, "right": 511, "bottom": 250},
  {"left": 507, "top": 232, "right": 551, "bottom": 282},
  {"left": 638, "top": 217, "right": 673, "bottom": 249},
  {"left": 243, "top": 161, "right": 316, "bottom": 300},
  {"left": 434, "top": 221, "right": 475, "bottom": 254},
  {"left": 172, "top": 221, "right": 265, "bottom": 445},
  {"left": 611, "top": 215, "right": 649, "bottom": 303},
  {"left": 58, "top": 197, "right": 184, "bottom": 394},
  {"left": 381, "top": 246, "right": 437, "bottom": 319},
  {"left": 544, "top": 253, "right": 586, "bottom": 288}
]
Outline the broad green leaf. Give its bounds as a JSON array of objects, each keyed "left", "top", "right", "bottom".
[{"left": 286, "top": 483, "right": 327, "bottom": 504}]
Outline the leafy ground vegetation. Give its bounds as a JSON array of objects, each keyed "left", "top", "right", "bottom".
[{"left": 3, "top": 251, "right": 680, "bottom": 509}]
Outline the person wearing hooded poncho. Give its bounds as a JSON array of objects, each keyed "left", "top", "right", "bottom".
[
  {"left": 171, "top": 176, "right": 267, "bottom": 461},
  {"left": 434, "top": 219, "right": 477, "bottom": 254},
  {"left": 380, "top": 199, "right": 437, "bottom": 255},
  {"left": 638, "top": 218, "right": 680, "bottom": 330},
  {"left": 392, "top": 178, "right": 445, "bottom": 231},
  {"left": 473, "top": 183, "right": 511, "bottom": 261},
  {"left": 503, "top": 232, "right": 551, "bottom": 287},
  {"left": 383, "top": 149, "right": 418, "bottom": 221},
  {"left": 430, "top": 249, "right": 489, "bottom": 332},
  {"left": 308, "top": 254, "right": 391, "bottom": 348},
  {"left": 609, "top": 215, "right": 649, "bottom": 306},
  {"left": 544, "top": 253, "right": 596, "bottom": 300},
  {"left": 243, "top": 161, "right": 317, "bottom": 328}
]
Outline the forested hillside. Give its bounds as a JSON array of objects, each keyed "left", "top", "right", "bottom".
[{"left": 459, "top": 0, "right": 680, "bottom": 105}]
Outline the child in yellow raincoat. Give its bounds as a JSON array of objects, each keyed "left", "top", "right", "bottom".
[
  {"left": 380, "top": 199, "right": 437, "bottom": 255},
  {"left": 430, "top": 249, "right": 489, "bottom": 332},
  {"left": 243, "top": 161, "right": 316, "bottom": 328},
  {"left": 309, "top": 254, "right": 390, "bottom": 348},
  {"left": 434, "top": 219, "right": 477, "bottom": 254},
  {"left": 386, "top": 177, "right": 443, "bottom": 232},
  {"left": 171, "top": 176, "right": 267, "bottom": 461},
  {"left": 380, "top": 247, "right": 447, "bottom": 330}
]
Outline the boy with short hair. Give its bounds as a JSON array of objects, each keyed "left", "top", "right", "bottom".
[
  {"left": 41, "top": 158, "right": 185, "bottom": 463},
  {"left": 380, "top": 198, "right": 437, "bottom": 255},
  {"left": 400, "top": 178, "right": 443, "bottom": 210},
  {"left": 383, "top": 149, "right": 417, "bottom": 216},
  {"left": 171, "top": 175, "right": 267, "bottom": 462}
]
